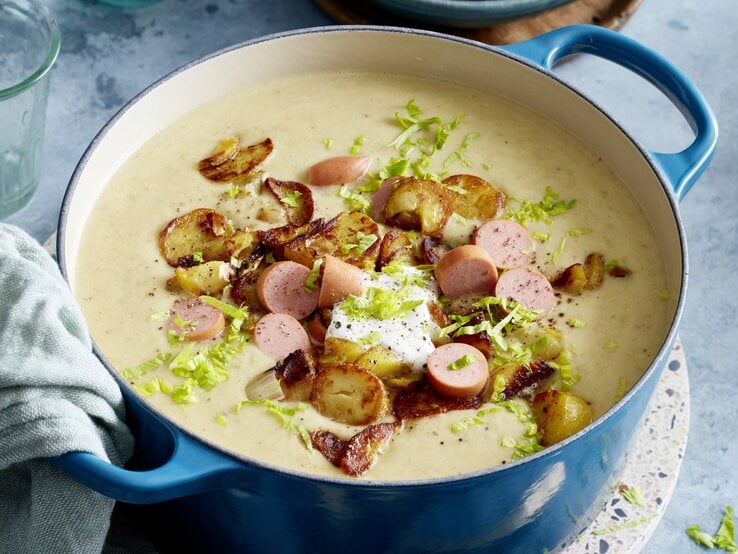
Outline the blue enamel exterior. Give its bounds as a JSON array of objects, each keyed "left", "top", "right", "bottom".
[
  {"left": 501, "top": 25, "right": 718, "bottom": 201},
  {"left": 52, "top": 25, "right": 717, "bottom": 552}
]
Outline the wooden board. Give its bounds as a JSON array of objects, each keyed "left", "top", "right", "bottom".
[{"left": 314, "top": 0, "right": 642, "bottom": 45}]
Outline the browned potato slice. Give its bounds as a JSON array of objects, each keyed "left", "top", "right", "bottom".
[
  {"left": 420, "top": 236, "right": 449, "bottom": 264},
  {"left": 511, "top": 325, "right": 565, "bottom": 361},
  {"left": 225, "top": 230, "right": 260, "bottom": 263},
  {"left": 490, "top": 359, "right": 554, "bottom": 400},
  {"left": 355, "top": 345, "right": 411, "bottom": 379},
  {"left": 442, "top": 174, "right": 506, "bottom": 220},
  {"left": 284, "top": 211, "right": 380, "bottom": 269},
  {"left": 551, "top": 263, "right": 586, "bottom": 294},
  {"left": 229, "top": 266, "right": 263, "bottom": 311},
  {"left": 608, "top": 264, "right": 632, "bottom": 278},
  {"left": 453, "top": 333, "right": 493, "bottom": 360},
  {"left": 531, "top": 390, "right": 593, "bottom": 446},
  {"left": 198, "top": 137, "right": 273, "bottom": 182},
  {"left": 160, "top": 208, "right": 234, "bottom": 267},
  {"left": 375, "top": 229, "right": 418, "bottom": 269},
  {"left": 174, "top": 261, "right": 230, "bottom": 296},
  {"left": 310, "top": 430, "right": 345, "bottom": 467},
  {"left": 384, "top": 374, "right": 423, "bottom": 389},
  {"left": 311, "top": 364, "right": 388, "bottom": 425},
  {"left": 256, "top": 219, "right": 326, "bottom": 259},
  {"left": 263, "top": 177, "right": 314, "bottom": 226},
  {"left": 341, "top": 422, "right": 398, "bottom": 476},
  {"left": 382, "top": 177, "right": 453, "bottom": 237},
  {"left": 200, "top": 137, "right": 238, "bottom": 168},
  {"left": 274, "top": 349, "right": 316, "bottom": 402},
  {"left": 583, "top": 252, "right": 605, "bottom": 290},
  {"left": 319, "top": 337, "right": 365, "bottom": 367}
]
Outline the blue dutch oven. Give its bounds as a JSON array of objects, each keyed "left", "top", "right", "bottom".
[{"left": 55, "top": 25, "right": 716, "bottom": 553}]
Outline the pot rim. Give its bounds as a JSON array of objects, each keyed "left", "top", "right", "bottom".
[{"left": 58, "top": 24, "right": 687, "bottom": 488}]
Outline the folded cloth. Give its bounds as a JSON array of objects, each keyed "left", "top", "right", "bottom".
[{"left": 0, "top": 224, "right": 134, "bottom": 554}]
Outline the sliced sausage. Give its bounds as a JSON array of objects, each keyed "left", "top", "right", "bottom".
[
  {"left": 473, "top": 218, "right": 535, "bottom": 269},
  {"left": 307, "top": 310, "right": 329, "bottom": 344},
  {"left": 167, "top": 298, "right": 226, "bottom": 342},
  {"left": 494, "top": 267, "right": 556, "bottom": 316},
  {"left": 426, "top": 343, "right": 489, "bottom": 399},
  {"left": 371, "top": 176, "right": 402, "bottom": 221},
  {"left": 308, "top": 156, "right": 371, "bottom": 186},
  {"left": 254, "top": 312, "right": 311, "bottom": 361},
  {"left": 318, "top": 254, "right": 365, "bottom": 309},
  {"left": 434, "top": 245, "right": 498, "bottom": 298},
  {"left": 256, "top": 260, "right": 319, "bottom": 320}
]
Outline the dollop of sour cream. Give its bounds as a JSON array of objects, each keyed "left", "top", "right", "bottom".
[{"left": 325, "top": 270, "right": 439, "bottom": 372}]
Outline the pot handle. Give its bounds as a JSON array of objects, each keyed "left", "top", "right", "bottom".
[
  {"left": 501, "top": 24, "right": 717, "bottom": 201},
  {"left": 51, "top": 429, "right": 249, "bottom": 504}
]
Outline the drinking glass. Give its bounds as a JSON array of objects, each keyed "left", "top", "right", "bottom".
[{"left": 0, "top": 0, "right": 60, "bottom": 218}]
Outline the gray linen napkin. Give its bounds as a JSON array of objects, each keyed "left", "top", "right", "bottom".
[{"left": 0, "top": 224, "right": 134, "bottom": 553}]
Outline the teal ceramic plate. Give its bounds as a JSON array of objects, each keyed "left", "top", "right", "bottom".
[{"left": 368, "top": 0, "right": 576, "bottom": 27}]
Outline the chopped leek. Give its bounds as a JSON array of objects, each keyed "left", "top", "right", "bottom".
[
  {"left": 121, "top": 352, "right": 172, "bottom": 381},
  {"left": 341, "top": 286, "right": 423, "bottom": 321},
  {"left": 304, "top": 258, "right": 323, "bottom": 293},
  {"left": 280, "top": 190, "right": 302, "bottom": 208},
  {"left": 447, "top": 354, "right": 478, "bottom": 371},
  {"left": 503, "top": 186, "right": 576, "bottom": 226}
]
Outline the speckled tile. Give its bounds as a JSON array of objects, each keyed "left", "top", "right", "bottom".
[{"left": 567, "top": 339, "right": 689, "bottom": 553}]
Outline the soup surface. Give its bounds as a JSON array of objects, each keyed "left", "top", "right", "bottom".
[{"left": 75, "top": 71, "right": 670, "bottom": 480}]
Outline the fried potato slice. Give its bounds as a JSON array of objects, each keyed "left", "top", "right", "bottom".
[
  {"left": 354, "top": 345, "right": 412, "bottom": 380},
  {"left": 452, "top": 333, "right": 493, "bottom": 360},
  {"left": 375, "top": 229, "right": 418, "bottom": 270},
  {"left": 341, "top": 422, "right": 399, "bottom": 476},
  {"left": 198, "top": 137, "right": 273, "bottom": 182},
  {"left": 160, "top": 208, "right": 234, "bottom": 267},
  {"left": 551, "top": 263, "right": 586, "bottom": 294},
  {"left": 284, "top": 211, "right": 380, "bottom": 269},
  {"left": 224, "top": 230, "right": 260, "bottom": 263},
  {"left": 229, "top": 266, "right": 263, "bottom": 311},
  {"left": 382, "top": 177, "right": 453, "bottom": 237},
  {"left": 274, "top": 349, "right": 316, "bottom": 402},
  {"left": 511, "top": 324, "right": 565, "bottom": 361},
  {"left": 319, "top": 337, "right": 365, "bottom": 367},
  {"left": 263, "top": 177, "right": 315, "bottom": 226},
  {"left": 309, "top": 430, "right": 346, "bottom": 467},
  {"left": 256, "top": 219, "right": 326, "bottom": 259},
  {"left": 490, "top": 359, "right": 555, "bottom": 400},
  {"left": 392, "top": 378, "right": 482, "bottom": 420},
  {"left": 583, "top": 252, "right": 605, "bottom": 290},
  {"left": 174, "top": 261, "right": 230, "bottom": 296},
  {"left": 531, "top": 390, "right": 593, "bottom": 446},
  {"left": 442, "top": 174, "right": 506, "bottom": 220},
  {"left": 420, "top": 236, "right": 448, "bottom": 265},
  {"left": 311, "top": 364, "right": 388, "bottom": 426}
]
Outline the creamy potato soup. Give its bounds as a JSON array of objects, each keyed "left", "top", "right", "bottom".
[{"left": 75, "top": 72, "right": 670, "bottom": 480}]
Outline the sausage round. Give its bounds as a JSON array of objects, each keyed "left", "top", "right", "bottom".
[
  {"left": 370, "top": 176, "right": 402, "bottom": 222},
  {"left": 494, "top": 267, "right": 556, "bottom": 315},
  {"left": 426, "top": 343, "right": 489, "bottom": 399},
  {"left": 307, "top": 313, "right": 327, "bottom": 344},
  {"left": 318, "top": 254, "right": 365, "bottom": 309},
  {"left": 256, "top": 260, "right": 319, "bottom": 320},
  {"left": 254, "top": 312, "right": 311, "bottom": 361},
  {"left": 473, "top": 218, "right": 535, "bottom": 269},
  {"left": 308, "top": 156, "right": 371, "bottom": 186},
  {"left": 434, "top": 245, "right": 498, "bottom": 298},
  {"left": 167, "top": 298, "right": 225, "bottom": 342}
]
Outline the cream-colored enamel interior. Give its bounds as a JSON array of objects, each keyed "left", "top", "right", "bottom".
[{"left": 72, "top": 66, "right": 673, "bottom": 480}]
